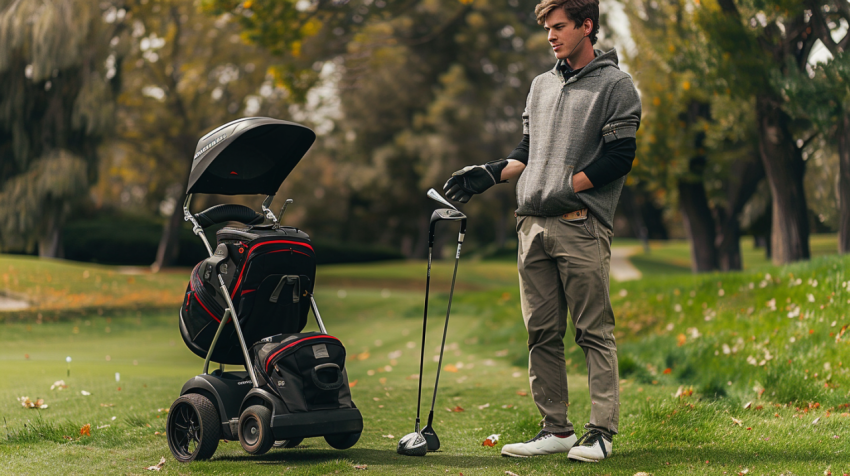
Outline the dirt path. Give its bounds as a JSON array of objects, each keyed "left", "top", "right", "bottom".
[
  {"left": 0, "top": 294, "right": 29, "bottom": 311},
  {"left": 610, "top": 246, "right": 642, "bottom": 282}
]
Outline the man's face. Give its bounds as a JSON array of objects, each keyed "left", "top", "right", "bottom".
[{"left": 544, "top": 8, "right": 585, "bottom": 61}]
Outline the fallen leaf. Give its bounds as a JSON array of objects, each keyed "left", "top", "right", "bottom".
[
  {"left": 634, "top": 473, "right": 652, "bottom": 476},
  {"left": 156, "top": 408, "right": 168, "bottom": 413},
  {"left": 144, "top": 456, "right": 166, "bottom": 471},
  {"left": 663, "top": 368, "right": 672, "bottom": 374},
  {"left": 381, "top": 434, "right": 394, "bottom": 438},
  {"left": 100, "top": 403, "right": 115, "bottom": 407},
  {"left": 80, "top": 424, "right": 91, "bottom": 437},
  {"left": 501, "top": 404, "right": 514, "bottom": 409},
  {"left": 349, "top": 380, "right": 358, "bottom": 388},
  {"left": 379, "top": 377, "right": 387, "bottom": 385},
  {"left": 444, "top": 364, "right": 459, "bottom": 373},
  {"left": 731, "top": 417, "right": 742, "bottom": 426},
  {"left": 677, "top": 334, "right": 687, "bottom": 346},
  {"left": 482, "top": 434, "right": 500, "bottom": 447},
  {"left": 357, "top": 352, "right": 370, "bottom": 361},
  {"left": 506, "top": 472, "right": 519, "bottom": 476},
  {"left": 478, "top": 403, "right": 490, "bottom": 410},
  {"left": 97, "top": 424, "right": 110, "bottom": 430},
  {"left": 50, "top": 380, "right": 68, "bottom": 391},
  {"left": 17, "top": 396, "right": 47, "bottom": 409},
  {"left": 406, "top": 374, "right": 419, "bottom": 380},
  {"left": 813, "top": 417, "right": 821, "bottom": 425},
  {"left": 354, "top": 465, "right": 367, "bottom": 470},
  {"left": 449, "top": 406, "right": 464, "bottom": 412},
  {"left": 744, "top": 401, "right": 752, "bottom": 409},
  {"left": 516, "top": 391, "right": 528, "bottom": 396},
  {"left": 81, "top": 391, "right": 91, "bottom": 396}
]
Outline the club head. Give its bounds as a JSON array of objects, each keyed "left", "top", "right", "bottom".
[
  {"left": 421, "top": 425, "right": 441, "bottom": 452},
  {"left": 397, "top": 431, "right": 428, "bottom": 456},
  {"left": 427, "top": 188, "right": 457, "bottom": 211},
  {"left": 430, "top": 208, "right": 466, "bottom": 224}
]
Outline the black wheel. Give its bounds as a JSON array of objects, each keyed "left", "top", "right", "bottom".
[
  {"left": 166, "top": 394, "right": 221, "bottom": 462},
  {"left": 273, "top": 438, "right": 304, "bottom": 449},
  {"left": 238, "top": 405, "right": 275, "bottom": 455},
  {"left": 324, "top": 432, "right": 361, "bottom": 450}
]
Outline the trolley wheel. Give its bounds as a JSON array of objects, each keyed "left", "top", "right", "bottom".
[
  {"left": 238, "top": 405, "right": 275, "bottom": 455},
  {"left": 166, "top": 393, "right": 221, "bottom": 462},
  {"left": 273, "top": 438, "right": 304, "bottom": 449},
  {"left": 324, "top": 432, "right": 361, "bottom": 450}
]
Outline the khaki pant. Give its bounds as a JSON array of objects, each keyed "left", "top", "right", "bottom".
[{"left": 516, "top": 214, "right": 619, "bottom": 436}]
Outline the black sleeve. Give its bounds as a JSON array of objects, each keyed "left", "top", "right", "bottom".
[
  {"left": 580, "top": 137, "right": 636, "bottom": 188},
  {"left": 506, "top": 134, "right": 529, "bottom": 165}
]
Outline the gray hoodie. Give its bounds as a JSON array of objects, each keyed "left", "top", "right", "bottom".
[{"left": 515, "top": 48, "right": 641, "bottom": 229}]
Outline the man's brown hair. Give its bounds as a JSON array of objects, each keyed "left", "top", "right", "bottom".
[{"left": 535, "top": 0, "right": 600, "bottom": 45}]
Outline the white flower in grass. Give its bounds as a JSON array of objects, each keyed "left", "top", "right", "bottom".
[
  {"left": 722, "top": 344, "right": 731, "bottom": 355},
  {"left": 808, "top": 294, "right": 815, "bottom": 303}
]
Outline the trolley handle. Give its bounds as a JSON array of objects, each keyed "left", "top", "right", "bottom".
[{"left": 194, "top": 204, "right": 264, "bottom": 227}]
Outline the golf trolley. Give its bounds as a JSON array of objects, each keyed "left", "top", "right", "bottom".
[{"left": 166, "top": 117, "right": 362, "bottom": 462}]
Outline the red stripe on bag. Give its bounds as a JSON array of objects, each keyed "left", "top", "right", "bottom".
[
  {"left": 230, "top": 240, "right": 314, "bottom": 298},
  {"left": 265, "top": 335, "right": 340, "bottom": 373}
]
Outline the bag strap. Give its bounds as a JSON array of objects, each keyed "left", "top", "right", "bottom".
[
  {"left": 269, "top": 275, "right": 300, "bottom": 303},
  {"left": 311, "top": 363, "right": 343, "bottom": 391}
]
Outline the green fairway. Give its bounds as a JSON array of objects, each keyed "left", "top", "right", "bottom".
[{"left": 2, "top": 252, "right": 850, "bottom": 475}]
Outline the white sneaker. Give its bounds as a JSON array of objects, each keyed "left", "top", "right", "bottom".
[
  {"left": 500, "top": 430, "right": 577, "bottom": 457},
  {"left": 567, "top": 429, "right": 612, "bottom": 462}
]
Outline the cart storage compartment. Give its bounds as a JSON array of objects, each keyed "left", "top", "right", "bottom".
[{"left": 253, "top": 332, "right": 355, "bottom": 413}]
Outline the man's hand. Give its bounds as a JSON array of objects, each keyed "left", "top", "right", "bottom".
[{"left": 443, "top": 159, "right": 508, "bottom": 203}]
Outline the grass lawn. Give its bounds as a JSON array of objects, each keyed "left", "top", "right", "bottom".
[
  {"left": 627, "top": 234, "right": 840, "bottom": 275},
  {"left": 1, "top": 249, "right": 850, "bottom": 475}
]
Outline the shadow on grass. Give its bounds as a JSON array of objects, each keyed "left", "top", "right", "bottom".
[{"left": 212, "top": 445, "right": 833, "bottom": 472}]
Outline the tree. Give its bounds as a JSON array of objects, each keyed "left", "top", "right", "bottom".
[
  {"left": 0, "top": 0, "right": 126, "bottom": 257},
  {"left": 112, "top": 0, "right": 285, "bottom": 270},
  {"left": 693, "top": 0, "right": 847, "bottom": 264},
  {"left": 624, "top": 0, "right": 765, "bottom": 272},
  {"left": 776, "top": 11, "right": 850, "bottom": 254}
]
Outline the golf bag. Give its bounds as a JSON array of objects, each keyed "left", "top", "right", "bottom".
[
  {"left": 179, "top": 224, "right": 317, "bottom": 364},
  {"left": 251, "top": 332, "right": 356, "bottom": 413}
]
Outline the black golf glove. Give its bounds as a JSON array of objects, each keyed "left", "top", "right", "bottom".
[{"left": 443, "top": 159, "right": 508, "bottom": 203}]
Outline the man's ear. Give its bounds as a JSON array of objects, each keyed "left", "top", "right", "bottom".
[{"left": 584, "top": 18, "right": 593, "bottom": 36}]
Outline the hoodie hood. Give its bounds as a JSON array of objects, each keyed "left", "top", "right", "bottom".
[{"left": 553, "top": 48, "right": 621, "bottom": 82}]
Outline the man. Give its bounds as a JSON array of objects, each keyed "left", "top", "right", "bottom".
[{"left": 443, "top": 0, "right": 641, "bottom": 462}]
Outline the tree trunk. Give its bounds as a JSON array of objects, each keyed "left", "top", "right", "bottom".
[
  {"left": 152, "top": 193, "right": 184, "bottom": 272},
  {"left": 38, "top": 207, "right": 64, "bottom": 259},
  {"left": 678, "top": 158, "right": 718, "bottom": 273},
  {"left": 839, "top": 113, "right": 850, "bottom": 254},
  {"left": 716, "top": 156, "right": 765, "bottom": 270},
  {"left": 755, "top": 95, "right": 810, "bottom": 264},
  {"left": 619, "top": 185, "right": 650, "bottom": 253}
]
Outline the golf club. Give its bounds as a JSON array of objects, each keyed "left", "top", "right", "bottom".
[
  {"left": 398, "top": 190, "right": 467, "bottom": 456},
  {"left": 427, "top": 188, "right": 458, "bottom": 211},
  {"left": 397, "top": 223, "right": 436, "bottom": 457},
  {"left": 421, "top": 217, "right": 465, "bottom": 452}
]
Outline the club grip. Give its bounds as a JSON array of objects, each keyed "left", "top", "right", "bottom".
[{"left": 194, "top": 204, "right": 264, "bottom": 227}]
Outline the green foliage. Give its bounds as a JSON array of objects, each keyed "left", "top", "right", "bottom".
[{"left": 0, "top": 0, "right": 126, "bottom": 253}]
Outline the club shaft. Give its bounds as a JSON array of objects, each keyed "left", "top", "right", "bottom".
[
  {"left": 428, "top": 235, "right": 463, "bottom": 415},
  {"left": 415, "top": 247, "right": 433, "bottom": 430}
]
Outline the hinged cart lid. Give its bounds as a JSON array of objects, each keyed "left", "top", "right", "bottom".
[{"left": 186, "top": 117, "right": 316, "bottom": 195}]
